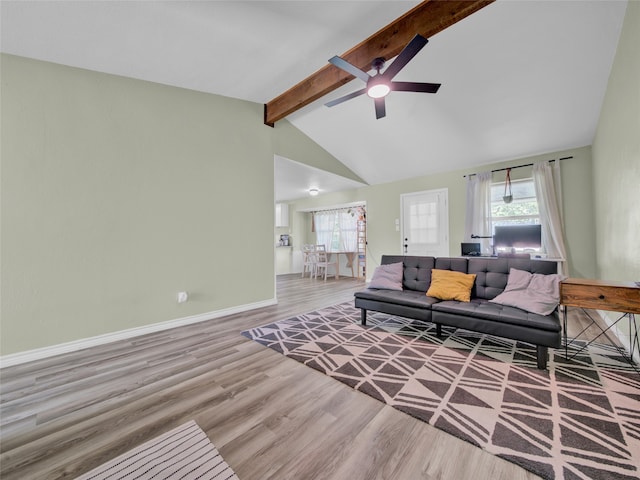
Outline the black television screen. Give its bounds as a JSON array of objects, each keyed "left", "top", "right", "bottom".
[{"left": 493, "top": 224, "right": 542, "bottom": 248}]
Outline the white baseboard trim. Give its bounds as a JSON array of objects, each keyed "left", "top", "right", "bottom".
[{"left": 0, "top": 298, "right": 277, "bottom": 369}]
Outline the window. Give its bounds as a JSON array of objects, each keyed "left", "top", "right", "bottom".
[
  {"left": 490, "top": 178, "right": 542, "bottom": 252},
  {"left": 314, "top": 208, "right": 361, "bottom": 252},
  {"left": 409, "top": 201, "right": 438, "bottom": 244}
]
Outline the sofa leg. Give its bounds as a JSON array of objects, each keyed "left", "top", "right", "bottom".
[
  {"left": 436, "top": 323, "right": 442, "bottom": 337},
  {"left": 536, "top": 346, "right": 548, "bottom": 370},
  {"left": 361, "top": 309, "right": 367, "bottom": 326}
]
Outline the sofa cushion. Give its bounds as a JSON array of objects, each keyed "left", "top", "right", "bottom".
[
  {"left": 434, "top": 257, "right": 468, "bottom": 273},
  {"left": 426, "top": 269, "right": 476, "bottom": 302},
  {"left": 355, "top": 289, "right": 440, "bottom": 309},
  {"left": 490, "top": 268, "right": 565, "bottom": 315},
  {"left": 431, "top": 299, "right": 561, "bottom": 332},
  {"left": 381, "top": 255, "right": 435, "bottom": 292},
  {"left": 368, "top": 262, "right": 404, "bottom": 290},
  {"left": 467, "top": 257, "right": 559, "bottom": 300}
]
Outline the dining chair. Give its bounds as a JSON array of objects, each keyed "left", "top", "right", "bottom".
[
  {"left": 314, "top": 244, "right": 339, "bottom": 281},
  {"left": 301, "top": 244, "right": 317, "bottom": 278}
]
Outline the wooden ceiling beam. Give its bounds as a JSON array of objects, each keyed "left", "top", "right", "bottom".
[{"left": 264, "top": 0, "right": 494, "bottom": 126}]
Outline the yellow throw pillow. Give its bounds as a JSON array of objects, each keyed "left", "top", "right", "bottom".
[{"left": 426, "top": 269, "right": 477, "bottom": 302}]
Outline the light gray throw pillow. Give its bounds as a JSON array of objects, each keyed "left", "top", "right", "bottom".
[
  {"left": 490, "top": 268, "right": 566, "bottom": 315},
  {"left": 369, "top": 262, "right": 404, "bottom": 291}
]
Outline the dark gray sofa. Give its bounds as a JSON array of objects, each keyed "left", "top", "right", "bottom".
[{"left": 354, "top": 255, "right": 561, "bottom": 369}]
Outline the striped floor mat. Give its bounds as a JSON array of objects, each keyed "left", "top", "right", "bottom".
[
  {"left": 75, "top": 420, "right": 238, "bottom": 480},
  {"left": 243, "top": 302, "right": 640, "bottom": 480}
]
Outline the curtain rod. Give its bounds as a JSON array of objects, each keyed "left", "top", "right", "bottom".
[
  {"left": 298, "top": 201, "right": 366, "bottom": 214},
  {"left": 463, "top": 156, "right": 573, "bottom": 178},
  {"left": 296, "top": 200, "right": 367, "bottom": 213},
  {"left": 308, "top": 204, "right": 366, "bottom": 214}
]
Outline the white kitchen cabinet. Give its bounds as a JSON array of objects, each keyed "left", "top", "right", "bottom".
[
  {"left": 275, "top": 246, "right": 293, "bottom": 274},
  {"left": 275, "top": 203, "right": 289, "bottom": 227}
]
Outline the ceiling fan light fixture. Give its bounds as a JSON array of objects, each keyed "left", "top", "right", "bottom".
[
  {"left": 367, "top": 82, "right": 390, "bottom": 99},
  {"left": 326, "top": 35, "right": 438, "bottom": 119}
]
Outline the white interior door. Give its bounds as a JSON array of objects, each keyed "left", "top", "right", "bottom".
[{"left": 401, "top": 189, "right": 449, "bottom": 257}]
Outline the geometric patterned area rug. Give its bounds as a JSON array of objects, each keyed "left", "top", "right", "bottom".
[
  {"left": 75, "top": 420, "right": 239, "bottom": 480},
  {"left": 243, "top": 302, "right": 640, "bottom": 480}
]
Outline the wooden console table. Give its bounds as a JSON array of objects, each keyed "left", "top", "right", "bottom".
[{"left": 560, "top": 278, "right": 640, "bottom": 370}]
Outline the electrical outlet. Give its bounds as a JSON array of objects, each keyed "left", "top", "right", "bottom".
[{"left": 177, "top": 291, "right": 188, "bottom": 303}]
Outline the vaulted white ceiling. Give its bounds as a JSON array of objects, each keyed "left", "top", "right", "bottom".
[{"left": 1, "top": 1, "right": 628, "bottom": 200}]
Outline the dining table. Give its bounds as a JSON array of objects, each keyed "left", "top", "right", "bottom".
[{"left": 327, "top": 251, "right": 356, "bottom": 278}]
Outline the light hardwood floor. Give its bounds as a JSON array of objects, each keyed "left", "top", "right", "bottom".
[{"left": 0, "top": 275, "right": 615, "bottom": 480}]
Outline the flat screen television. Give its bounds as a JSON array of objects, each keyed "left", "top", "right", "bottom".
[{"left": 493, "top": 224, "right": 542, "bottom": 248}]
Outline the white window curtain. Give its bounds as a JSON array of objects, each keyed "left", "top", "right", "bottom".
[
  {"left": 314, "top": 213, "right": 334, "bottom": 250},
  {"left": 464, "top": 171, "right": 493, "bottom": 254},
  {"left": 337, "top": 211, "right": 357, "bottom": 252},
  {"left": 533, "top": 161, "right": 568, "bottom": 275},
  {"left": 313, "top": 209, "right": 358, "bottom": 252}
]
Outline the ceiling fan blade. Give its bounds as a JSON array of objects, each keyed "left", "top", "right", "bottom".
[
  {"left": 328, "top": 56, "right": 371, "bottom": 83},
  {"left": 381, "top": 34, "right": 428, "bottom": 81},
  {"left": 374, "top": 97, "right": 386, "bottom": 119},
  {"left": 391, "top": 81, "right": 441, "bottom": 94},
  {"left": 325, "top": 88, "right": 367, "bottom": 108}
]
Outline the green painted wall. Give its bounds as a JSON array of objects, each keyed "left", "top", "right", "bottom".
[
  {"left": 3, "top": 0, "right": 635, "bottom": 358},
  {"left": 291, "top": 146, "right": 596, "bottom": 279},
  {"left": 592, "top": 0, "right": 640, "bottom": 283},
  {"left": 273, "top": 120, "right": 365, "bottom": 184},
  {"left": 0, "top": 54, "right": 341, "bottom": 356}
]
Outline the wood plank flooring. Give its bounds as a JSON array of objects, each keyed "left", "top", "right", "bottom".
[{"left": 0, "top": 275, "right": 617, "bottom": 480}]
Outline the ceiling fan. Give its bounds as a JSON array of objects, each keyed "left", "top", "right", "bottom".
[{"left": 325, "top": 34, "right": 441, "bottom": 119}]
